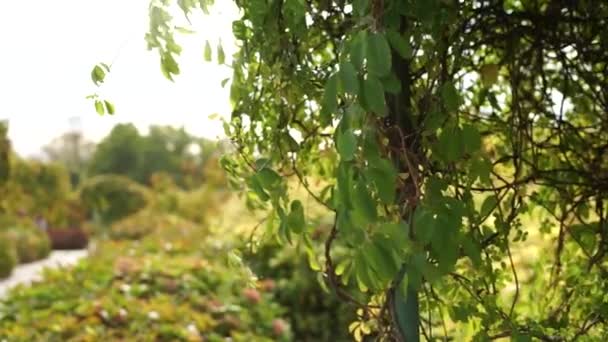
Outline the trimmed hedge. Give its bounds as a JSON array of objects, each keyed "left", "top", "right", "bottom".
[{"left": 79, "top": 175, "right": 150, "bottom": 224}]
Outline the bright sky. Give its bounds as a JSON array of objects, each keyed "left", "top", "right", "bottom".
[{"left": 0, "top": 0, "right": 238, "bottom": 157}]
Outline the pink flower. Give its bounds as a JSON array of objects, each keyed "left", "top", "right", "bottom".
[
  {"left": 242, "top": 288, "right": 261, "bottom": 304},
  {"left": 272, "top": 318, "right": 289, "bottom": 336}
]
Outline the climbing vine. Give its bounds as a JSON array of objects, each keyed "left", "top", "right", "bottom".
[{"left": 137, "top": 0, "right": 608, "bottom": 340}]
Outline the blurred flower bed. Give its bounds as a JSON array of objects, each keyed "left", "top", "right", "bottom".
[{"left": 0, "top": 222, "right": 293, "bottom": 341}]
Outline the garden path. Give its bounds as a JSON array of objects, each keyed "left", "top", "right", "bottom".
[{"left": 0, "top": 249, "right": 88, "bottom": 298}]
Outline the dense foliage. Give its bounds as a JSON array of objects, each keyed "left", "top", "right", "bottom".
[
  {"left": 0, "top": 238, "right": 16, "bottom": 279},
  {"left": 1, "top": 225, "right": 51, "bottom": 264},
  {"left": 79, "top": 175, "right": 151, "bottom": 224},
  {"left": 43, "top": 131, "right": 95, "bottom": 187},
  {"left": 144, "top": 0, "right": 608, "bottom": 340},
  {"left": 244, "top": 238, "right": 356, "bottom": 341}
]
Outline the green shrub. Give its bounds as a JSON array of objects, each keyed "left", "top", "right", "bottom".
[
  {"left": 12, "top": 229, "right": 51, "bottom": 263},
  {"left": 4, "top": 159, "right": 71, "bottom": 224},
  {"left": 0, "top": 238, "right": 17, "bottom": 279},
  {"left": 3, "top": 226, "right": 52, "bottom": 264},
  {"left": 79, "top": 175, "right": 150, "bottom": 224},
  {"left": 149, "top": 174, "right": 226, "bottom": 225},
  {"left": 109, "top": 210, "right": 199, "bottom": 240},
  {"left": 243, "top": 238, "right": 356, "bottom": 342}
]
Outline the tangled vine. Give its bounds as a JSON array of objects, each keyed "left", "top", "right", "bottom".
[{"left": 141, "top": 0, "right": 608, "bottom": 340}]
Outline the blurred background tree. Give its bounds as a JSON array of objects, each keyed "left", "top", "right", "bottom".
[{"left": 43, "top": 131, "right": 95, "bottom": 187}]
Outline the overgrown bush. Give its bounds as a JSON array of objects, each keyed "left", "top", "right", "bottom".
[
  {"left": 174, "top": 186, "right": 225, "bottom": 224},
  {"left": 4, "top": 227, "right": 51, "bottom": 263},
  {"left": 243, "top": 238, "right": 356, "bottom": 341},
  {"left": 0, "top": 238, "right": 16, "bottom": 279},
  {"left": 79, "top": 175, "right": 150, "bottom": 224},
  {"left": 148, "top": 172, "right": 228, "bottom": 225},
  {"left": 1, "top": 159, "right": 72, "bottom": 226},
  {"left": 109, "top": 210, "right": 199, "bottom": 240}
]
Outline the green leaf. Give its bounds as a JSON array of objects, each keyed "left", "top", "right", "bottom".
[
  {"left": 437, "top": 126, "right": 463, "bottom": 162},
  {"left": 366, "top": 159, "right": 397, "bottom": 204},
  {"left": 361, "top": 76, "right": 386, "bottom": 116},
  {"left": 320, "top": 74, "right": 339, "bottom": 125},
  {"left": 175, "top": 26, "right": 196, "bottom": 34},
  {"left": 167, "top": 41, "right": 182, "bottom": 54},
  {"left": 386, "top": 30, "right": 412, "bottom": 59},
  {"left": 204, "top": 41, "right": 212, "bottom": 61},
  {"left": 91, "top": 65, "right": 106, "bottom": 86},
  {"left": 94, "top": 100, "right": 105, "bottom": 115},
  {"left": 353, "top": 0, "right": 369, "bottom": 16},
  {"left": 380, "top": 221, "right": 410, "bottom": 249},
  {"left": 161, "top": 53, "right": 180, "bottom": 80},
  {"left": 372, "top": 238, "right": 399, "bottom": 279},
  {"left": 338, "top": 210, "right": 366, "bottom": 245},
  {"left": 363, "top": 241, "right": 393, "bottom": 283},
  {"left": 412, "top": 0, "right": 440, "bottom": 26},
  {"left": 398, "top": 271, "right": 410, "bottom": 299},
  {"left": 287, "top": 200, "right": 305, "bottom": 233},
  {"left": 254, "top": 158, "right": 271, "bottom": 170},
  {"left": 461, "top": 236, "right": 482, "bottom": 267},
  {"left": 278, "top": 219, "right": 293, "bottom": 245},
  {"left": 350, "top": 31, "right": 367, "bottom": 70},
  {"left": 352, "top": 180, "right": 377, "bottom": 225},
  {"left": 103, "top": 101, "right": 115, "bottom": 115},
  {"left": 441, "top": 81, "right": 460, "bottom": 112},
  {"left": 178, "top": 0, "right": 194, "bottom": 16},
  {"left": 217, "top": 41, "right": 226, "bottom": 64},
  {"left": 380, "top": 73, "right": 402, "bottom": 94},
  {"left": 462, "top": 124, "right": 482, "bottom": 154},
  {"left": 362, "top": 132, "right": 381, "bottom": 161},
  {"left": 248, "top": 175, "right": 270, "bottom": 201},
  {"left": 480, "top": 195, "right": 498, "bottom": 218},
  {"left": 341, "top": 258, "right": 354, "bottom": 286},
  {"left": 339, "top": 61, "right": 360, "bottom": 96},
  {"left": 335, "top": 259, "right": 351, "bottom": 276},
  {"left": 512, "top": 332, "right": 533, "bottom": 342},
  {"left": 198, "top": 0, "right": 210, "bottom": 14},
  {"left": 413, "top": 209, "right": 435, "bottom": 244},
  {"left": 366, "top": 33, "right": 392, "bottom": 77},
  {"left": 336, "top": 162, "right": 353, "bottom": 209},
  {"left": 256, "top": 168, "right": 282, "bottom": 190},
  {"left": 471, "top": 156, "right": 492, "bottom": 184},
  {"left": 337, "top": 129, "right": 357, "bottom": 161},
  {"left": 355, "top": 251, "right": 377, "bottom": 291}
]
